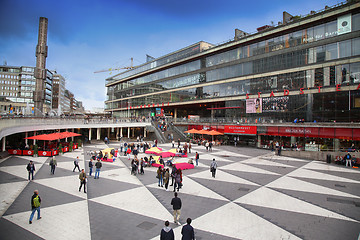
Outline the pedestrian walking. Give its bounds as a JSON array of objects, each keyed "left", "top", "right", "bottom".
[
  {"left": 188, "top": 142, "right": 191, "bottom": 153},
  {"left": 178, "top": 139, "right": 181, "bottom": 148},
  {"left": 89, "top": 158, "right": 93, "bottom": 176},
  {"left": 79, "top": 169, "right": 87, "bottom": 193},
  {"left": 205, "top": 141, "right": 209, "bottom": 151},
  {"left": 170, "top": 165, "right": 177, "bottom": 186},
  {"left": 209, "top": 141, "right": 213, "bottom": 152},
  {"left": 195, "top": 152, "right": 199, "bottom": 166},
  {"left": 160, "top": 220, "right": 174, "bottom": 240},
  {"left": 173, "top": 169, "right": 182, "bottom": 192},
  {"left": 157, "top": 166, "right": 164, "bottom": 187},
  {"left": 29, "top": 190, "right": 41, "bottom": 224},
  {"left": 210, "top": 158, "right": 218, "bottom": 178},
  {"left": 164, "top": 168, "right": 170, "bottom": 191},
  {"left": 181, "top": 218, "right": 195, "bottom": 240},
  {"left": 172, "top": 140, "right": 175, "bottom": 148},
  {"left": 94, "top": 159, "right": 102, "bottom": 179},
  {"left": 26, "top": 160, "right": 35, "bottom": 181},
  {"left": 73, "top": 156, "right": 81, "bottom": 172},
  {"left": 49, "top": 156, "right": 57, "bottom": 174},
  {"left": 171, "top": 192, "right": 182, "bottom": 225}
]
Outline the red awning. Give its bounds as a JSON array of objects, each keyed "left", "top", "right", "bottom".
[{"left": 25, "top": 131, "right": 81, "bottom": 141}]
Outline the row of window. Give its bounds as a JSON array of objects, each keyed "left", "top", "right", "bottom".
[
  {"left": 105, "top": 61, "right": 360, "bottom": 110},
  {"left": 108, "top": 37, "right": 360, "bottom": 101},
  {"left": 206, "top": 13, "right": 360, "bottom": 68},
  {"left": 109, "top": 13, "right": 360, "bottom": 87},
  {"left": 0, "top": 92, "right": 17, "bottom": 97},
  {"left": 1, "top": 86, "right": 18, "bottom": 91},
  {"left": 0, "top": 80, "right": 19, "bottom": 85},
  {"left": 0, "top": 75, "right": 20, "bottom": 79}
]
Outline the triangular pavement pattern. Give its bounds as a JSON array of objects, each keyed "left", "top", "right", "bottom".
[
  {"left": 3, "top": 181, "right": 85, "bottom": 216},
  {"left": 34, "top": 175, "right": 87, "bottom": 199},
  {"left": 0, "top": 181, "right": 28, "bottom": 216},
  {"left": 221, "top": 161, "right": 280, "bottom": 175},
  {"left": 0, "top": 170, "right": 26, "bottom": 184},
  {"left": 235, "top": 187, "right": 358, "bottom": 222},
  {"left": 241, "top": 157, "right": 296, "bottom": 168},
  {"left": 187, "top": 169, "right": 259, "bottom": 186},
  {"left": 266, "top": 175, "right": 360, "bottom": 199},
  {"left": 98, "top": 168, "right": 143, "bottom": 186},
  {"left": 0, "top": 165, "right": 37, "bottom": 180},
  {"left": 303, "top": 161, "right": 360, "bottom": 173},
  {"left": 191, "top": 201, "right": 301, "bottom": 240},
  {"left": 147, "top": 175, "right": 228, "bottom": 201},
  {"left": 3, "top": 200, "right": 91, "bottom": 240},
  {"left": 189, "top": 177, "right": 260, "bottom": 201},
  {"left": 196, "top": 153, "right": 234, "bottom": 163},
  {"left": 89, "top": 186, "right": 174, "bottom": 221},
  {"left": 242, "top": 162, "right": 296, "bottom": 175},
  {"left": 288, "top": 168, "right": 360, "bottom": 184},
  {"left": 211, "top": 151, "right": 251, "bottom": 158},
  {"left": 239, "top": 203, "right": 360, "bottom": 240}
]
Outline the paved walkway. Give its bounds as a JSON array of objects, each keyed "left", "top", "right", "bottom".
[{"left": 0, "top": 142, "right": 359, "bottom": 240}]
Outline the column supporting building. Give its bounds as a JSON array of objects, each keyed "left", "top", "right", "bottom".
[
  {"left": 89, "top": 128, "right": 92, "bottom": 141},
  {"left": 2, "top": 136, "right": 6, "bottom": 152},
  {"left": 97, "top": 128, "right": 101, "bottom": 140},
  {"left": 128, "top": 127, "right": 130, "bottom": 139}
]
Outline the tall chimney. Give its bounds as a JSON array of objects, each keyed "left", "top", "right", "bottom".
[{"left": 33, "top": 17, "right": 48, "bottom": 115}]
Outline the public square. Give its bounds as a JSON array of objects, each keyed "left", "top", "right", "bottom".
[{"left": 0, "top": 142, "right": 359, "bottom": 240}]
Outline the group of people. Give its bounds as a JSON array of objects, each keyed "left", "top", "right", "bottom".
[{"left": 157, "top": 166, "right": 183, "bottom": 192}]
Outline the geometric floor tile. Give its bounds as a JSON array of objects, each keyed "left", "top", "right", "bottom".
[
  {"left": 288, "top": 168, "right": 360, "bottom": 184},
  {"left": 0, "top": 171, "right": 26, "bottom": 184},
  {"left": 266, "top": 176, "right": 360, "bottom": 199},
  {"left": 89, "top": 186, "right": 174, "bottom": 221},
  {"left": 0, "top": 217, "right": 43, "bottom": 240},
  {"left": 192, "top": 202, "right": 302, "bottom": 240},
  {"left": 3, "top": 200, "right": 91, "bottom": 240},
  {"left": 234, "top": 187, "right": 358, "bottom": 222},
  {"left": 239, "top": 204, "right": 360, "bottom": 240},
  {"left": 0, "top": 181, "right": 28, "bottom": 216}
]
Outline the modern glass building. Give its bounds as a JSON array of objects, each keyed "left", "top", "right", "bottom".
[{"left": 105, "top": 1, "right": 360, "bottom": 149}]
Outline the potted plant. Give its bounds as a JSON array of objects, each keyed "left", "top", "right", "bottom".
[
  {"left": 33, "top": 144, "right": 38, "bottom": 157},
  {"left": 69, "top": 141, "right": 73, "bottom": 152},
  {"left": 77, "top": 139, "right": 82, "bottom": 148},
  {"left": 59, "top": 143, "right": 63, "bottom": 154}
]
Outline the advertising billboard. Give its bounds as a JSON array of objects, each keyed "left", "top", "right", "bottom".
[
  {"left": 262, "top": 96, "right": 289, "bottom": 112},
  {"left": 246, "top": 98, "right": 262, "bottom": 113}
]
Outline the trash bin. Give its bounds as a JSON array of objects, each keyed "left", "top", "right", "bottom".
[{"left": 326, "top": 154, "right": 331, "bottom": 163}]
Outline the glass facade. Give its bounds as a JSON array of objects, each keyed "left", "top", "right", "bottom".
[{"left": 105, "top": 8, "right": 360, "bottom": 122}]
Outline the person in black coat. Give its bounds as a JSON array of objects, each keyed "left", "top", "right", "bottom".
[
  {"left": 160, "top": 221, "right": 174, "bottom": 240},
  {"left": 181, "top": 218, "right": 195, "bottom": 240}
]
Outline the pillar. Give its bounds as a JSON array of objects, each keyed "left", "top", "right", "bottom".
[
  {"left": 89, "top": 128, "right": 92, "bottom": 141},
  {"left": 116, "top": 128, "right": 119, "bottom": 140},
  {"left": 2, "top": 136, "right": 5, "bottom": 152},
  {"left": 174, "top": 108, "right": 177, "bottom": 122},
  {"left": 128, "top": 127, "right": 130, "bottom": 139},
  {"left": 25, "top": 132, "right": 28, "bottom": 146},
  {"left": 132, "top": 128, "right": 135, "bottom": 138},
  {"left": 120, "top": 127, "right": 123, "bottom": 138},
  {"left": 257, "top": 135, "right": 261, "bottom": 148},
  {"left": 97, "top": 128, "right": 101, "bottom": 140},
  {"left": 71, "top": 128, "right": 74, "bottom": 142},
  {"left": 144, "top": 127, "right": 147, "bottom": 138},
  {"left": 291, "top": 136, "right": 296, "bottom": 146},
  {"left": 334, "top": 138, "right": 340, "bottom": 152},
  {"left": 107, "top": 128, "right": 110, "bottom": 139},
  {"left": 65, "top": 129, "right": 68, "bottom": 142}
]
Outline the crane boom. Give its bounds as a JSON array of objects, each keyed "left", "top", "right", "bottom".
[{"left": 94, "top": 58, "right": 134, "bottom": 74}]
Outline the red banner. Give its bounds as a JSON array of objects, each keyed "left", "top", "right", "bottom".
[
  {"left": 224, "top": 125, "right": 257, "bottom": 135},
  {"left": 22, "top": 150, "right": 34, "bottom": 156},
  {"left": 8, "top": 149, "right": 22, "bottom": 155},
  {"left": 63, "top": 147, "right": 69, "bottom": 152},
  {"left": 52, "top": 150, "right": 58, "bottom": 156},
  {"left": 38, "top": 151, "right": 52, "bottom": 157}
]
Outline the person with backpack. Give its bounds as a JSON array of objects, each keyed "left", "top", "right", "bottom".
[
  {"left": 49, "top": 156, "right": 57, "bottom": 175},
  {"left": 29, "top": 190, "right": 41, "bottom": 224},
  {"left": 195, "top": 152, "right": 199, "bottom": 166},
  {"left": 345, "top": 152, "right": 352, "bottom": 167},
  {"left": 210, "top": 158, "right": 218, "bottom": 178},
  {"left": 26, "top": 160, "right": 35, "bottom": 181}
]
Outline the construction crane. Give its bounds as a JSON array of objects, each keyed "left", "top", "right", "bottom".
[{"left": 94, "top": 57, "right": 135, "bottom": 74}]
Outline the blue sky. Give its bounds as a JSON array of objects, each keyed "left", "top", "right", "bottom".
[{"left": 0, "top": 0, "right": 341, "bottom": 110}]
